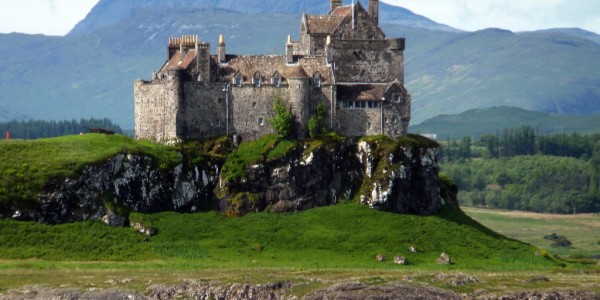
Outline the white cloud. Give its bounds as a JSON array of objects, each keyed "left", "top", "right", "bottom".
[{"left": 0, "top": 0, "right": 99, "bottom": 36}]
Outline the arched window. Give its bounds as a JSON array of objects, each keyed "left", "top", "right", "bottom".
[
  {"left": 271, "top": 71, "right": 281, "bottom": 87},
  {"left": 253, "top": 72, "right": 262, "bottom": 87},
  {"left": 312, "top": 72, "right": 321, "bottom": 87},
  {"left": 233, "top": 72, "right": 243, "bottom": 87}
]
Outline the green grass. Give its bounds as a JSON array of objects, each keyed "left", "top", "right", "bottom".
[
  {"left": 0, "top": 204, "right": 564, "bottom": 271},
  {"left": 463, "top": 207, "right": 600, "bottom": 259},
  {"left": 0, "top": 134, "right": 180, "bottom": 209}
]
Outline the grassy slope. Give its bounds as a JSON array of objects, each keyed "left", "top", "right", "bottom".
[
  {"left": 0, "top": 204, "right": 561, "bottom": 271},
  {"left": 463, "top": 207, "right": 600, "bottom": 258},
  {"left": 0, "top": 134, "right": 179, "bottom": 208}
]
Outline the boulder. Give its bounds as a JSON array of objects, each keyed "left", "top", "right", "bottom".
[
  {"left": 393, "top": 256, "right": 407, "bottom": 265},
  {"left": 437, "top": 252, "right": 451, "bottom": 265}
]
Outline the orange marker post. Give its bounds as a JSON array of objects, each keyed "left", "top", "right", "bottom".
[{"left": 5, "top": 131, "right": 9, "bottom": 140}]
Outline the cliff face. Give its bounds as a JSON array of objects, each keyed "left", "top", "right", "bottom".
[{"left": 7, "top": 136, "right": 456, "bottom": 225}]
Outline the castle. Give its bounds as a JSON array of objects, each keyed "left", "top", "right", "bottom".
[{"left": 134, "top": 0, "right": 410, "bottom": 143}]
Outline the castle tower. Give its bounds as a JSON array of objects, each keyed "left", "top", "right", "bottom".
[
  {"left": 369, "top": 0, "right": 379, "bottom": 26},
  {"left": 218, "top": 34, "right": 226, "bottom": 63},
  {"left": 197, "top": 42, "right": 211, "bottom": 81},
  {"left": 287, "top": 66, "right": 310, "bottom": 138},
  {"left": 330, "top": 0, "right": 342, "bottom": 13}
]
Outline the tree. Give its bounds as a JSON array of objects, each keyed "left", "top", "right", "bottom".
[
  {"left": 308, "top": 103, "right": 328, "bottom": 138},
  {"left": 269, "top": 95, "right": 294, "bottom": 138}
]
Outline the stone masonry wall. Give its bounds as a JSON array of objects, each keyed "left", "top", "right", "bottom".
[
  {"left": 134, "top": 77, "right": 180, "bottom": 143},
  {"left": 330, "top": 39, "right": 404, "bottom": 83},
  {"left": 179, "top": 81, "right": 227, "bottom": 139}
]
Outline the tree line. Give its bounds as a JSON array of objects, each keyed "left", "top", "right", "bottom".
[
  {"left": 0, "top": 118, "right": 123, "bottom": 140},
  {"left": 441, "top": 125, "right": 600, "bottom": 162},
  {"left": 438, "top": 125, "right": 600, "bottom": 213}
]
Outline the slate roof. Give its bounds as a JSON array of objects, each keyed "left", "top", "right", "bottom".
[
  {"left": 160, "top": 50, "right": 197, "bottom": 73},
  {"left": 213, "top": 55, "right": 332, "bottom": 83}
]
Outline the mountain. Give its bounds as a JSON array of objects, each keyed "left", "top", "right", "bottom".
[
  {"left": 410, "top": 106, "right": 600, "bottom": 139},
  {"left": 395, "top": 27, "right": 600, "bottom": 123},
  {"left": 1, "top": 0, "right": 600, "bottom": 129},
  {"left": 68, "top": 0, "right": 455, "bottom": 35}
]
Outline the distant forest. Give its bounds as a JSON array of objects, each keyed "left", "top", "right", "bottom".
[
  {"left": 0, "top": 118, "right": 123, "bottom": 140},
  {"left": 440, "top": 126, "right": 600, "bottom": 214}
]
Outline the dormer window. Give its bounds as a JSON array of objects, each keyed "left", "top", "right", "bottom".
[
  {"left": 271, "top": 71, "right": 281, "bottom": 87},
  {"left": 253, "top": 72, "right": 262, "bottom": 87},
  {"left": 233, "top": 72, "right": 243, "bottom": 87},
  {"left": 393, "top": 93, "right": 401, "bottom": 103},
  {"left": 312, "top": 72, "right": 321, "bottom": 87}
]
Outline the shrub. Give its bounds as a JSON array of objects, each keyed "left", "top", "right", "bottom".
[{"left": 269, "top": 95, "right": 294, "bottom": 138}]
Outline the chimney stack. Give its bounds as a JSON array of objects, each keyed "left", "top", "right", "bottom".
[
  {"left": 218, "top": 34, "right": 226, "bottom": 63},
  {"left": 330, "top": 0, "right": 342, "bottom": 13},
  {"left": 286, "top": 35, "right": 294, "bottom": 64},
  {"left": 369, "top": 0, "right": 379, "bottom": 26}
]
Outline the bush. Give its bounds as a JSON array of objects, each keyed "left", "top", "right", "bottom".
[{"left": 269, "top": 95, "right": 294, "bottom": 138}]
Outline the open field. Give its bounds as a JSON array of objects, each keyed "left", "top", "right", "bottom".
[
  {"left": 1, "top": 266, "right": 600, "bottom": 298},
  {"left": 463, "top": 207, "right": 600, "bottom": 258},
  {"left": 0, "top": 205, "right": 599, "bottom": 297}
]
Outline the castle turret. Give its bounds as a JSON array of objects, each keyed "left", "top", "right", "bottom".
[
  {"left": 286, "top": 35, "right": 294, "bottom": 64},
  {"left": 330, "top": 0, "right": 342, "bottom": 13},
  {"left": 369, "top": 0, "right": 379, "bottom": 26},
  {"left": 218, "top": 34, "right": 226, "bottom": 63},
  {"left": 287, "top": 66, "right": 310, "bottom": 138}
]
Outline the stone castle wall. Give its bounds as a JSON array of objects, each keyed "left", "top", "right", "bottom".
[
  {"left": 329, "top": 39, "right": 404, "bottom": 83},
  {"left": 134, "top": 72, "right": 181, "bottom": 143}
]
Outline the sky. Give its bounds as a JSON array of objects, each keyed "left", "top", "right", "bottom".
[{"left": 0, "top": 0, "right": 599, "bottom": 36}]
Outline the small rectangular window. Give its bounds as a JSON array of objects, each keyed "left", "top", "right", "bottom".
[
  {"left": 252, "top": 102, "right": 257, "bottom": 108},
  {"left": 258, "top": 117, "right": 264, "bottom": 126},
  {"left": 368, "top": 122, "right": 372, "bottom": 130}
]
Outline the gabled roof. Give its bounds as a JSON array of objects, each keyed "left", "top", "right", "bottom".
[
  {"left": 330, "top": 6, "right": 352, "bottom": 16},
  {"left": 305, "top": 15, "right": 347, "bottom": 34},
  {"left": 160, "top": 50, "right": 197, "bottom": 73}
]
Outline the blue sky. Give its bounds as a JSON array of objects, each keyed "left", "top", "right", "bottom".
[{"left": 0, "top": 0, "right": 599, "bottom": 36}]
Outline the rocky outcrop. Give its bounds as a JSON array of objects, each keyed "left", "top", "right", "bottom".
[
  {"left": 5, "top": 135, "right": 455, "bottom": 225},
  {"left": 10, "top": 154, "right": 218, "bottom": 224},
  {"left": 216, "top": 135, "right": 453, "bottom": 217},
  {"left": 216, "top": 139, "right": 361, "bottom": 216},
  {"left": 356, "top": 138, "right": 446, "bottom": 215}
]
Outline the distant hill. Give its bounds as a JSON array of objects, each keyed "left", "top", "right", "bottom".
[
  {"left": 535, "top": 28, "right": 600, "bottom": 44},
  {"left": 1, "top": 0, "right": 600, "bottom": 129},
  {"left": 410, "top": 106, "right": 600, "bottom": 139}
]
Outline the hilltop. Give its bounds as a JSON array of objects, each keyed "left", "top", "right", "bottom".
[{"left": 410, "top": 106, "right": 600, "bottom": 139}]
